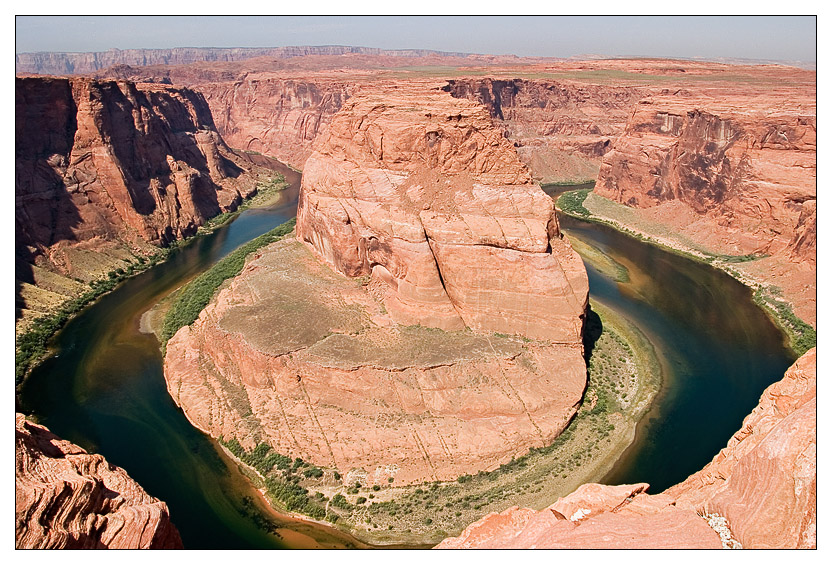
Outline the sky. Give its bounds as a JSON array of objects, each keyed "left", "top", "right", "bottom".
[{"left": 15, "top": 15, "right": 817, "bottom": 64}]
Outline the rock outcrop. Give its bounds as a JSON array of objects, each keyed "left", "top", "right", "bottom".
[
  {"left": 595, "top": 92, "right": 816, "bottom": 263},
  {"left": 296, "top": 85, "right": 588, "bottom": 342},
  {"left": 438, "top": 348, "right": 816, "bottom": 549},
  {"left": 164, "top": 85, "right": 589, "bottom": 485},
  {"left": 444, "top": 78, "right": 646, "bottom": 184},
  {"left": 15, "top": 76, "right": 267, "bottom": 327},
  {"left": 16, "top": 413, "right": 183, "bottom": 549}
]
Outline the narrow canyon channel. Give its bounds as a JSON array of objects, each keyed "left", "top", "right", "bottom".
[{"left": 19, "top": 174, "right": 796, "bottom": 549}]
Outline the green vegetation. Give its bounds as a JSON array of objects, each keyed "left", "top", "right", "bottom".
[
  {"left": 15, "top": 250, "right": 174, "bottom": 384},
  {"left": 219, "top": 437, "right": 327, "bottom": 520},
  {"left": 160, "top": 218, "right": 296, "bottom": 344},
  {"left": 15, "top": 174, "right": 288, "bottom": 384},
  {"left": 556, "top": 188, "right": 592, "bottom": 217},
  {"left": 197, "top": 175, "right": 287, "bottom": 235},
  {"left": 753, "top": 289, "right": 816, "bottom": 356}
]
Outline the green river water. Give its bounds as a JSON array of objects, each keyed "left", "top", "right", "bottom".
[{"left": 17, "top": 175, "right": 795, "bottom": 548}]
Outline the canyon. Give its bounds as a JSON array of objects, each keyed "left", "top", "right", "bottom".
[
  {"left": 15, "top": 48, "right": 815, "bottom": 549},
  {"left": 438, "top": 347, "right": 816, "bottom": 549},
  {"left": 163, "top": 85, "right": 589, "bottom": 485},
  {"left": 14, "top": 76, "right": 282, "bottom": 331},
  {"left": 16, "top": 413, "right": 182, "bottom": 549},
  {"left": 81, "top": 54, "right": 815, "bottom": 331}
]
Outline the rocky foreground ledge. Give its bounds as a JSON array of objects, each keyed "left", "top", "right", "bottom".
[
  {"left": 437, "top": 348, "right": 816, "bottom": 549},
  {"left": 15, "top": 414, "right": 182, "bottom": 549}
]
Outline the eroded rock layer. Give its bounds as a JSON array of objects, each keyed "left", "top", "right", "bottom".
[
  {"left": 595, "top": 92, "right": 816, "bottom": 263},
  {"left": 16, "top": 414, "right": 182, "bottom": 549},
  {"left": 164, "top": 239, "right": 587, "bottom": 485},
  {"left": 444, "top": 78, "right": 646, "bottom": 184},
  {"left": 15, "top": 76, "right": 267, "bottom": 326},
  {"left": 438, "top": 348, "right": 816, "bottom": 549},
  {"left": 296, "top": 85, "right": 588, "bottom": 342},
  {"left": 164, "top": 86, "right": 589, "bottom": 485}
]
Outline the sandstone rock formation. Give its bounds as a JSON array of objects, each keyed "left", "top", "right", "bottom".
[
  {"left": 296, "top": 85, "right": 588, "bottom": 342},
  {"left": 595, "top": 92, "right": 816, "bottom": 263},
  {"left": 666, "top": 346, "right": 817, "bottom": 548},
  {"left": 16, "top": 413, "right": 182, "bottom": 549},
  {"left": 444, "top": 78, "right": 646, "bottom": 184},
  {"left": 592, "top": 90, "right": 816, "bottom": 326},
  {"left": 164, "top": 85, "right": 589, "bottom": 485},
  {"left": 15, "top": 76, "right": 267, "bottom": 326},
  {"left": 438, "top": 348, "right": 816, "bottom": 549}
]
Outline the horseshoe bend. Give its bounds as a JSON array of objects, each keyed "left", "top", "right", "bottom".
[
  {"left": 163, "top": 85, "right": 590, "bottom": 486},
  {"left": 14, "top": 22, "right": 816, "bottom": 550}
]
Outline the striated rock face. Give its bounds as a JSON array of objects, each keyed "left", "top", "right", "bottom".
[
  {"left": 439, "top": 348, "right": 816, "bottom": 549},
  {"left": 15, "top": 76, "right": 267, "bottom": 326},
  {"left": 197, "top": 78, "right": 354, "bottom": 170},
  {"left": 16, "top": 413, "right": 182, "bottom": 549},
  {"left": 444, "top": 78, "right": 646, "bottom": 184},
  {"left": 594, "top": 93, "right": 816, "bottom": 263},
  {"left": 666, "top": 347, "right": 817, "bottom": 548},
  {"left": 164, "top": 85, "right": 589, "bottom": 485},
  {"left": 16, "top": 76, "right": 256, "bottom": 259},
  {"left": 296, "top": 85, "right": 588, "bottom": 342}
]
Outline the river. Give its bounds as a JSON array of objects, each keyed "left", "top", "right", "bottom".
[{"left": 18, "top": 175, "right": 795, "bottom": 548}]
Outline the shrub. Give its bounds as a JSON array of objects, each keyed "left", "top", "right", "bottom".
[{"left": 160, "top": 218, "right": 296, "bottom": 344}]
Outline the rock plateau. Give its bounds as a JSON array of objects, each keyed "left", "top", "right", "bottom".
[
  {"left": 164, "top": 85, "right": 589, "bottom": 485},
  {"left": 16, "top": 413, "right": 182, "bottom": 549},
  {"left": 438, "top": 348, "right": 816, "bottom": 549}
]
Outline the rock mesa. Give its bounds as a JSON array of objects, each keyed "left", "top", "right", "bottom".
[
  {"left": 164, "top": 85, "right": 589, "bottom": 485},
  {"left": 296, "top": 85, "right": 588, "bottom": 342}
]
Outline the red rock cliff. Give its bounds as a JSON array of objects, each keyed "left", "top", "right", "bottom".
[
  {"left": 444, "top": 78, "right": 646, "bottom": 183},
  {"left": 296, "top": 84, "right": 588, "bottom": 342},
  {"left": 197, "top": 77, "right": 354, "bottom": 169},
  {"left": 15, "top": 76, "right": 269, "bottom": 327},
  {"left": 595, "top": 92, "right": 816, "bottom": 263},
  {"left": 16, "top": 413, "right": 183, "bottom": 549},
  {"left": 16, "top": 77, "right": 257, "bottom": 258},
  {"left": 438, "top": 348, "right": 816, "bottom": 549}
]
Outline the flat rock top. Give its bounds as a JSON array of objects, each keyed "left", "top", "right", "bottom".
[{"left": 218, "top": 238, "right": 523, "bottom": 368}]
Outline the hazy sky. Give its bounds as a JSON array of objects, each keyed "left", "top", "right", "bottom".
[{"left": 15, "top": 15, "right": 816, "bottom": 63}]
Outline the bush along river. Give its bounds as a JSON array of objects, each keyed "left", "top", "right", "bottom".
[{"left": 18, "top": 174, "right": 795, "bottom": 548}]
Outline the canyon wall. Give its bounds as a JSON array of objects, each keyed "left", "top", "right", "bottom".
[
  {"left": 15, "top": 76, "right": 267, "bottom": 326},
  {"left": 164, "top": 85, "right": 589, "bottom": 485},
  {"left": 196, "top": 78, "right": 355, "bottom": 169},
  {"left": 438, "top": 348, "right": 816, "bottom": 549},
  {"left": 595, "top": 92, "right": 816, "bottom": 263},
  {"left": 444, "top": 78, "right": 647, "bottom": 183},
  {"left": 16, "top": 413, "right": 183, "bottom": 549}
]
